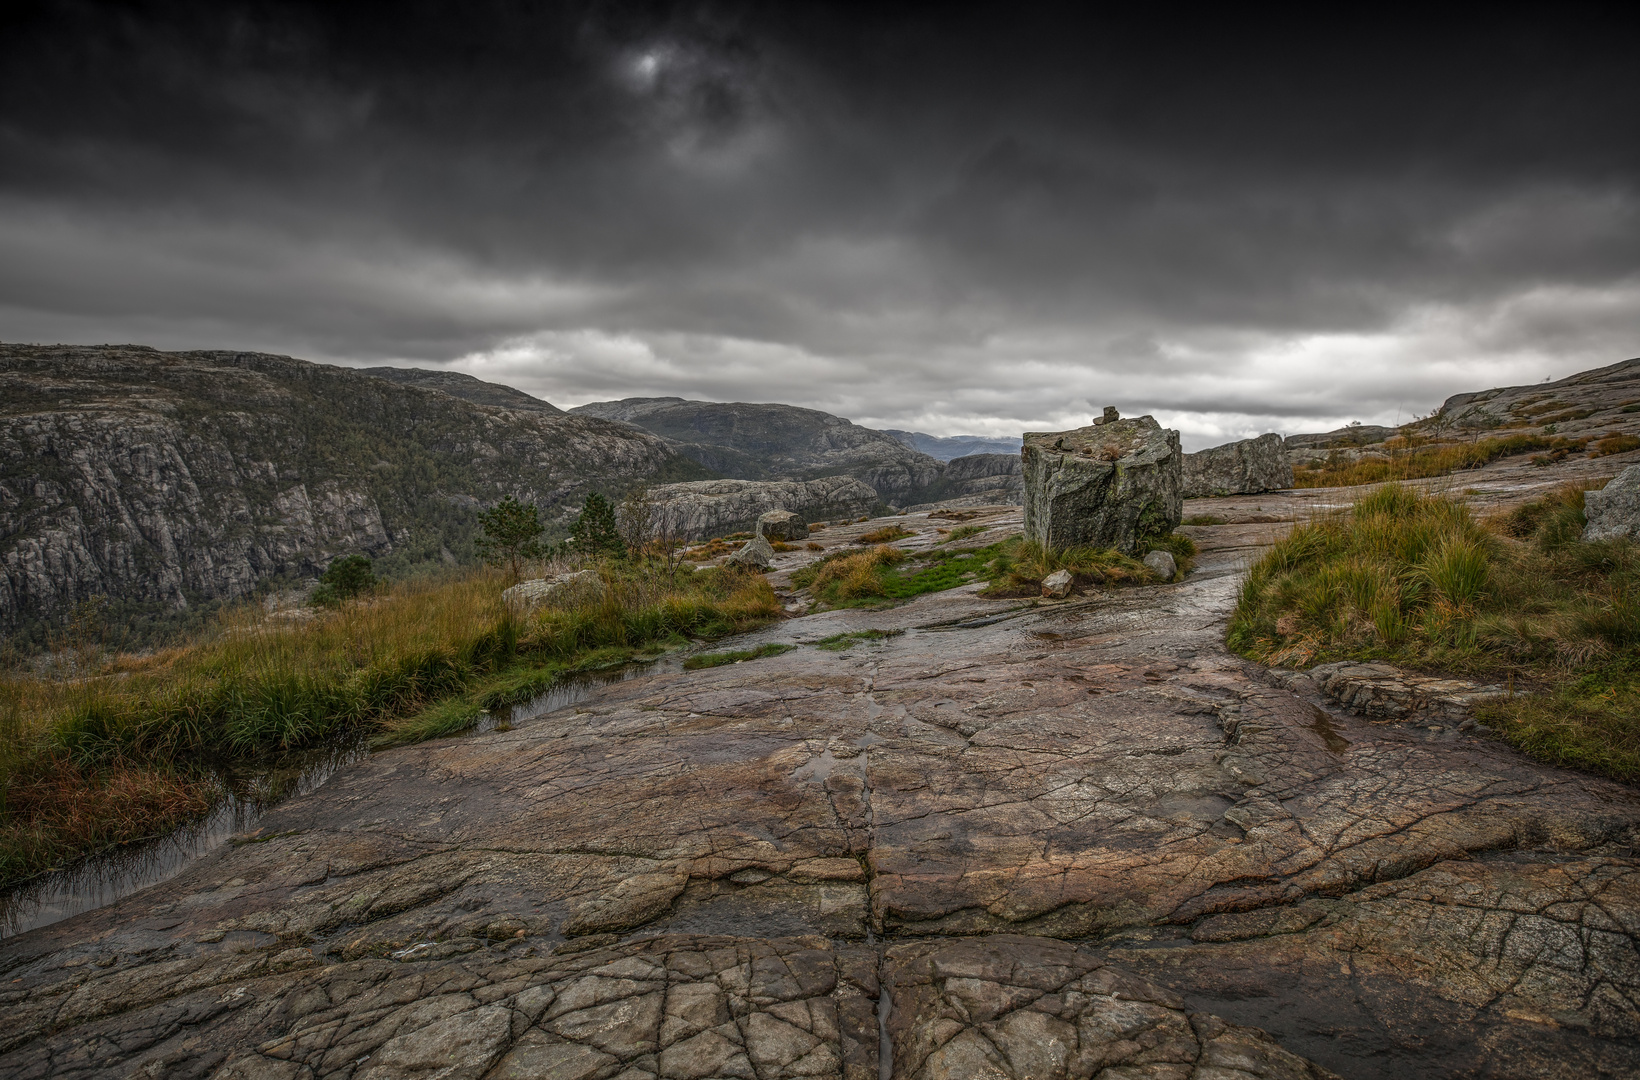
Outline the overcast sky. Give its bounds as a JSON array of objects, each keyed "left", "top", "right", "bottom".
[{"left": 3, "top": 3, "right": 1638, "bottom": 449}]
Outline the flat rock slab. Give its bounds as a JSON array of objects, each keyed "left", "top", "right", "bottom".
[{"left": 2, "top": 540, "right": 1638, "bottom": 1078}]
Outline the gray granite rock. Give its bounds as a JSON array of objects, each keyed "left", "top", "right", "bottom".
[
  {"left": 1181, "top": 432, "right": 1293, "bottom": 497},
  {"left": 756, "top": 509, "right": 805, "bottom": 541},
  {"left": 1584, "top": 465, "right": 1640, "bottom": 541},
  {"left": 1143, "top": 549, "right": 1177, "bottom": 580},
  {"left": 1040, "top": 569, "right": 1073, "bottom": 598},
  {"left": 726, "top": 534, "right": 775, "bottom": 568},
  {"left": 1022, "top": 416, "right": 1183, "bottom": 554}
]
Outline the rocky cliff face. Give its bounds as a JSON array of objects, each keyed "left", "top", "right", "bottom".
[
  {"left": 0, "top": 345, "right": 702, "bottom": 643},
  {"left": 569, "top": 397, "right": 942, "bottom": 501}
]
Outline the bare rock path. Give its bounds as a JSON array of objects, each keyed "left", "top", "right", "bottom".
[{"left": 2, "top": 525, "right": 1637, "bottom": 1078}]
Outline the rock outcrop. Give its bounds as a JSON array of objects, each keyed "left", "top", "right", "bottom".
[
  {"left": 0, "top": 345, "right": 700, "bottom": 643},
  {"left": 1181, "top": 432, "right": 1293, "bottom": 496},
  {"left": 644, "top": 477, "right": 879, "bottom": 540},
  {"left": 569, "top": 397, "right": 943, "bottom": 502},
  {"left": 1022, "top": 416, "right": 1183, "bottom": 554},
  {"left": 1584, "top": 465, "right": 1640, "bottom": 541}
]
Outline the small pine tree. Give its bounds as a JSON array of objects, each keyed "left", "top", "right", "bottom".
[
  {"left": 569, "top": 492, "right": 626, "bottom": 558},
  {"left": 475, "top": 495, "right": 546, "bottom": 580},
  {"left": 311, "top": 554, "right": 377, "bottom": 607}
]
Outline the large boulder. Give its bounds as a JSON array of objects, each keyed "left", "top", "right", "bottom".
[
  {"left": 1181, "top": 433, "right": 1293, "bottom": 497},
  {"left": 1022, "top": 416, "right": 1183, "bottom": 554},
  {"left": 642, "top": 476, "right": 878, "bottom": 541},
  {"left": 1583, "top": 465, "right": 1640, "bottom": 541},
  {"left": 756, "top": 509, "right": 805, "bottom": 541}
]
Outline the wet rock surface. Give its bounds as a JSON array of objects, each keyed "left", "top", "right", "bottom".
[{"left": 3, "top": 519, "right": 1638, "bottom": 1078}]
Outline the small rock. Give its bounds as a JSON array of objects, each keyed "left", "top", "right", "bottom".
[
  {"left": 727, "top": 534, "right": 776, "bottom": 569},
  {"left": 1041, "top": 569, "right": 1074, "bottom": 598},
  {"left": 1144, "top": 550, "right": 1178, "bottom": 580},
  {"left": 1093, "top": 405, "right": 1121, "bottom": 425}
]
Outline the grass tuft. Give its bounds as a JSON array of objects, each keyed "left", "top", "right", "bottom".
[
  {"left": 1229, "top": 482, "right": 1639, "bottom": 779},
  {"left": 683, "top": 643, "right": 796, "bottom": 670},
  {"left": 815, "top": 629, "right": 903, "bottom": 651}
]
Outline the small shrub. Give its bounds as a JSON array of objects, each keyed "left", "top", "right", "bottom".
[
  {"left": 310, "top": 554, "right": 377, "bottom": 607},
  {"left": 943, "top": 524, "right": 987, "bottom": 543},
  {"left": 806, "top": 542, "right": 824, "bottom": 552},
  {"left": 1183, "top": 515, "right": 1226, "bottom": 526}
]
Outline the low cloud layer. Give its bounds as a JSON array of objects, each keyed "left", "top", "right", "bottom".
[{"left": 3, "top": 3, "right": 1637, "bottom": 448}]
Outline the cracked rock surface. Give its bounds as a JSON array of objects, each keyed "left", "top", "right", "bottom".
[{"left": 2, "top": 522, "right": 1637, "bottom": 1078}]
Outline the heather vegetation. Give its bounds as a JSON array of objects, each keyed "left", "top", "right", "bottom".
[
  {"left": 0, "top": 534, "right": 780, "bottom": 884},
  {"left": 1229, "top": 483, "right": 1639, "bottom": 779}
]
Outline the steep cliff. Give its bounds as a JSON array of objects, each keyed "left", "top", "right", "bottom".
[
  {"left": 569, "top": 397, "right": 942, "bottom": 501},
  {"left": 0, "top": 345, "right": 704, "bottom": 643}
]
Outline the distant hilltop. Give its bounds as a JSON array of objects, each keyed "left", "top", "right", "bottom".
[{"left": 881, "top": 430, "right": 1024, "bottom": 461}]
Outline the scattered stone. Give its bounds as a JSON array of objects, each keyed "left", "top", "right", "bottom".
[
  {"left": 756, "top": 508, "right": 805, "bottom": 541},
  {"left": 1583, "top": 464, "right": 1640, "bottom": 541},
  {"left": 725, "top": 534, "right": 775, "bottom": 568},
  {"left": 501, "top": 570, "right": 601, "bottom": 613},
  {"left": 1143, "top": 549, "right": 1177, "bottom": 580},
  {"left": 1040, "top": 569, "right": 1074, "bottom": 597},
  {"left": 1022, "top": 415, "right": 1183, "bottom": 555},
  {"left": 1181, "top": 432, "right": 1293, "bottom": 497}
]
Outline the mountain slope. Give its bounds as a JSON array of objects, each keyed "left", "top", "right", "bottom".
[
  {"left": 882, "top": 429, "right": 1023, "bottom": 461},
  {"left": 0, "top": 345, "right": 704, "bottom": 643},
  {"left": 359, "top": 366, "right": 563, "bottom": 414},
  {"left": 569, "top": 397, "right": 942, "bottom": 501}
]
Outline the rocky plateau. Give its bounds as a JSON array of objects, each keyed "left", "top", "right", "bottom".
[{"left": 4, "top": 480, "right": 1636, "bottom": 1078}]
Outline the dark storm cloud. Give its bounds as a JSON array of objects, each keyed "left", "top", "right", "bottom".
[{"left": 2, "top": 2, "right": 1638, "bottom": 446}]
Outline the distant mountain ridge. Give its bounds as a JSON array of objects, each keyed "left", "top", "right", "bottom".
[
  {"left": 0, "top": 345, "right": 705, "bottom": 644},
  {"left": 882, "top": 430, "right": 1023, "bottom": 462},
  {"left": 360, "top": 366, "right": 562, "bottom": 413},
  {"left": 569, "top": 397, "right": 942, "bottom": 502}
]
